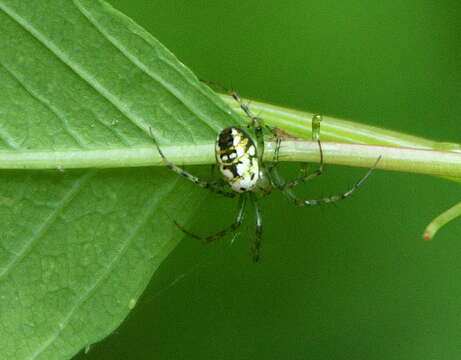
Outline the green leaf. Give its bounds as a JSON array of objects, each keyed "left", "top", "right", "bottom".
[
  {"left": 0, "top": 0, "right": 239, "bottom": 358},
  {"left": 2, "top": 0, "right": 461, "bottom": 358}
]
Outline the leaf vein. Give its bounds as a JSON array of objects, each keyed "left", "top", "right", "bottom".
[
  {"left": 29, "top": 176, "right": 180, "bottom": 359},
  {"left": 0, "top": 64, "right": 23, "bottom": 150},
  {"left": 0, "top": 171, "right": 96, "bottom": 281},
  {"left": 0, "top": 3, "right": 150, "bottom": 141},
  {"left": 0, "top": 59, "right": 89, "bottom": 149},
  {"left": 72, "top": 0, "right": 219, "bottom": 140}
]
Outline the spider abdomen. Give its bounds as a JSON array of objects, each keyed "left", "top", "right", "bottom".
[{"left": 216, "top": 126, "right": 259, "bottom": 193}]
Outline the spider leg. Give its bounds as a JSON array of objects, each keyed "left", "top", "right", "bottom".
[
  {"left": 269, "top": 165, "right": 297, "bottom": 201},
  {"left": 285, "top": 156, "right": 382, "bottom": 206},
  {"left": 277, "top": 114, "right": 324, "bottom": 189},
  {"left": 266, "top": 129, "right": 282, "bottom": 173},
  {"left": 174, "top": 194, "right": 247, "bottom": 243},
  {"left": 250, "top": 192, "right": 263, "bottom": 262},
  {"left": 149, "top": 127, "right": 235, "bottom": 198},
  {"left": 201, "top": 80, "right": 256, "bottom": 123},
  {"left": 278, "top": 139, "right": 324, "bottom": 190},
  {"left": 270, "top": 113, "right": 381, "bottom": 206},
  {"left": 201, "top": 79, "right": 271, "bottom": 164}
]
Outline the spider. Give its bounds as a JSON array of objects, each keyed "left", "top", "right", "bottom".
[{"left": 151, "top": 83, "right": 380, "bottom": 262}]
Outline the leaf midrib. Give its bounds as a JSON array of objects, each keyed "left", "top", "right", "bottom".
[{"left": 0, "top": 143, "right": 216, "bottom": 169}]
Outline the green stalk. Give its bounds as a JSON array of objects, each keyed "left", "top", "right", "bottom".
[
  {"left": 424, "top": 201, "right": 461, "bottom": 240},
  {"left": 221, "top": 95, "right": 461, "bottom": 151},
  {"left": 221, "top": 95, "right": 461, "bottom": 240},
  {"left": 1, "top": 96, "right": 461, "bottom": 182},
  {"left": 2, "top": 95, "right": 461, "bottom": 240}
]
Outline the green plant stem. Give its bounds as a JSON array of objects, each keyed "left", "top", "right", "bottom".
[
  {"left": 221, "top": 95, "right": 461, "bottom": 151},
  {"left": 423, "top": 201, "right": 461, "bottom": 240},
  {"left": 1, "top": 141, "right": 461, "bottom": 179},
  {"left": 1, "top": 96, "right": 461, "bottom": 182}
]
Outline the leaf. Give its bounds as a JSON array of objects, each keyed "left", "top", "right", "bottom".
[{"left": 0, "top": 0, "right": 239, "bottom": 358}]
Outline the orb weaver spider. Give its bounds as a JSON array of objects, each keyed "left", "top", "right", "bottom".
[{"left": 151, "top": 83, "right": 380, "bottom": 262}]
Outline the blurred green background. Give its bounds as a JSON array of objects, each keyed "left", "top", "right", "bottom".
[{"left": 77, "top": 1, "right": 461, "bottom": 359}]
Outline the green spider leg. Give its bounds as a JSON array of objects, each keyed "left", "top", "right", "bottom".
[
  {"left": 276, "top": 141, "right": 323, "bottom": 190},
  {"left": 271, "top": 114, "right": 381, "bottom": 205},
  {"left": 149, "top": 127, "right": 235, "bottom": 198},
  {"left": 283, "top": 156, "right": 381, "bottom": 206},
  {"left": 266, "top": 134, "right": 282, "bottom": 173},
  {"left": 271, "top": 146, "right": 381, "bottom": 206},
  {"left": 201, "top": 79, "right": 279, "bottom": 163},
  {"left": 250, "top": 192, "right": 263, "bottom": 262},
  {"left": 173, "top": 194, "right": 248, "bottom": 243},
  {"left": 269, "top": 114, "right": 323, "bottom": 189}
]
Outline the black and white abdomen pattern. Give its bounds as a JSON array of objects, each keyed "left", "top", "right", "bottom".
[{"left": 215, "top": 127, "right": 259, "bottom": 193}]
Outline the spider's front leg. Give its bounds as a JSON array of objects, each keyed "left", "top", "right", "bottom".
[
  {"left": 149, "top": 127, "right": 235, "bottom": 198},
  {"left": 201, "top": 79, "right": 279, "bottom": 166}
]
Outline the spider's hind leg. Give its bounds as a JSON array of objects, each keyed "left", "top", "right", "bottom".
[
  {"left": 274, "top": 114, "right": 325, "bottom": 190},
  {"left": 285, "top": 156, "right": 381, "bottom": 207},
  {"left": 273, "top": 114, "right": 381, "bottom": 205}
]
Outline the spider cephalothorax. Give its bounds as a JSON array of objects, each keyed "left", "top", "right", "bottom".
[{"left": 151, "top": 81, "right": 380, "bottom": 262}]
